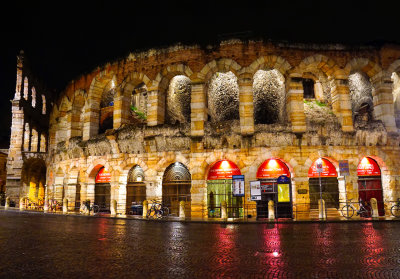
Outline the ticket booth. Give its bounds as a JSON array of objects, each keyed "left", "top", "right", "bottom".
[
  {"left": 357, "top": 157, "right": 384, "bottom": 216},
  {"left": 95, "top": 167, "right": 111, "bottom": 212},
  {"left": 256, "top": 158, "right": 292, "bottom": 218},
  {"left": 207, "top": 160, "right": 243, "bottom": 218}
]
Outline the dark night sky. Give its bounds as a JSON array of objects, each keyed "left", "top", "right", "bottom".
[{"left": 0, "top": 0, "right": 398, "bottom": 148}]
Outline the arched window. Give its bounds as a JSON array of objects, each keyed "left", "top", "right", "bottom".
[{"left": 302, "top": 78, "right": 315, "bottom": 99}]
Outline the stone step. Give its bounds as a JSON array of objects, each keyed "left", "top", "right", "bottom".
[{"left": 309, "top": 208, "right": 342, "bottom": 219}]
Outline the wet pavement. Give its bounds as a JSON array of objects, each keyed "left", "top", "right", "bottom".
[{"left": 1, "top": 210, "right": 400, "bottom": 278}]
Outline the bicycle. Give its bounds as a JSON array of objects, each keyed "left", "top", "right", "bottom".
[
  {"left": 341, "top": 199, "right": 371, "bottom": 218},
  {"left": 89, "top": 204, "right": 100, "bottom": 214},
  {"left": 390, "top": 198, "right": 400, "bottom": 218},
  {"left": 147, "top": 200, "right": 169, "bottom": 219}
]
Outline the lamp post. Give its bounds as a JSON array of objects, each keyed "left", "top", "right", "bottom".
[{"left": 316, "top": 158, "right": 324, "bottom": 218}]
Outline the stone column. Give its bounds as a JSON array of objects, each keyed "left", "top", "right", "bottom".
[
  {"left": 147, "top": 89, "right": 164, "bottom": 126},
  {"left": 116, "top": 181, "right": 127, "bottom": 215},
  {"left": 286, "top": 77, "right": 306, "bottom": 133},
  {"left": 238, "top": 78, "right": 255, "bottom": 135},
  {"left": 190, "top": 179, "right": 207, "bottom": 218},
  {"left": 86, "top": 183, "right": 95, "bottom": 203},
  {"left": 82, "top": 98, "right": 100, "bottom": 141},
  {"left": 23, "top": 123, "right": 30, "bottom": 151},
  {"left": 39, "top": 134, "right": 46, "bottom": 152},
  {"left": 372, "top": 75, "right": 397, "bottom": 133},
  {"left": 113, "top": 89, "right": 130, "bottom": 129},
  {"left": 190, "top": 83, "right": 206, "bottom": 137},
  {"left": 331, "top": 79, "right": 354, "bottom": 132},
  {"left": 67, "top": 184, "right": 77, "bottom": 211},
  {"left": 30, "top": 129, "right": 39, "bottom": 152}
]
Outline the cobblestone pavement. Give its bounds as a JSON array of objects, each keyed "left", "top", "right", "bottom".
[{"left": 1, "top": 211, "right": 400, "bottom": 278}]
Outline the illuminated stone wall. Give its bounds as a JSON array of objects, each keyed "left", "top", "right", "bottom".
[{"left": 7, "top": 41, "right": 400, "bottom": 218}]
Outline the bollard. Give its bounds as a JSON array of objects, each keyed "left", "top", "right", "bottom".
[
  {"left": 370, "top": 198, "right": 379, "bottom": 218},
  {"left": 19, "top": 197, "right": 26, "bottom": 211},
  {"left": 5, "top": 197, "right": 10, "bottom": 210},
  {"left": 63, "top": 198, "right": 68, "bottom": 214},
  {"left": 142, "top": 200, "right": 148, "bottom": 218},
  {"left": 179, "top": 201, "right": 186, "bottom": 219},
  {"left": 318, "top": 199, "right": 326, "bottom": 220},
  {"left": 268, "top": 200, "right": 275, "bottom": 220},
  {"left": 44, "top": 198, "right": 49, "bottom": 212},
  {"left": 110, "top": 200, "right": 117, "bottom": 216},
  {"left": 221, "top": 201, "right": 227, "bottom": 219}
]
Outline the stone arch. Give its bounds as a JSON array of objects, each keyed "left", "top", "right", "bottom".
[
  {"left": 202, "top": 152, "right": 246, "bottom": 181},
  {"left": 295, "top": 54, "right": 341, "bottom": 79},
  {"left": 56, "top": 96, "right": 72, "bottom": 143},
  {"left": 244, "top": 55, "right": 292, "bottom": 78},
  {"left": 198, "top": 58, "right": 241, "bottom": 83},
  {"left": 154, "top": 64, "right": 193, "bottom": 92},
  {"left": 118, "top": 157, "right": 148, "bottom": 185},
  {"left": 344, "top": 58, "right": 382, "bottom": 79},
  {"left": 83, "top": 70, "right": 116, "bottom": 139},
  {"left": 250, "top": 150, "right": 296, "bottom": 179}
]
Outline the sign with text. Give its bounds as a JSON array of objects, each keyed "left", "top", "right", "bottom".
[
  {"left": 232, "top": 175, "right": 245, "bottom": 197},
  {"left": 95, "top": 167, "right": 111, "bottom": 183},
  {"left": 357, "top": 157, "right": 381, "bottom": 176},
  {"left": 339, "top": 160, "right": 350, "bottom": 176},
  {"left": 207, "top": 160, "right": 241, "bottom": 180},
  {"left": 250, "top": 180, "right": 261, "bottom": 201},
  {"left": 308, "top": 158, "right": 338, "bottom": 178}
]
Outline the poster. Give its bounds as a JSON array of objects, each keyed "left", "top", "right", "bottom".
[
  {"left": 278, "top": 184, "right": 290, "bottom": 202},
  {"left": 250, "top": 180, "right": 261, "bottom": 201},
  {"left": 232, "top": 175, "right": 245, "bottom": 197}
]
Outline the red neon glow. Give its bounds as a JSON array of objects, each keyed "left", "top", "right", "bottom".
[
  {"left": 257, "top": 158, "right": 291, "bottom": 179},
  {"left": 207, "top": 160, "right": 241, "bottom": 180},
  {"left": 308, "top": 158, "right": 337, "bottom": 178},
  {"left": 357, "top": 157, "right": 381, "bottom": 176},
  {"left": 95, "top": 167, "right": 111, "bottom": 183}
]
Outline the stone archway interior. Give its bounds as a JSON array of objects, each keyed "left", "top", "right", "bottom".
[{"left": 167, "top": 75, "right": 191, "bottom": 124}]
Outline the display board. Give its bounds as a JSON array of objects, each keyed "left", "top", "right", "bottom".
[
  {"left": 232, "top": 175, "right": 245, "bottom": 197},
  {"left": 250, "top": 181, "right": 261, "bottom": 201}
]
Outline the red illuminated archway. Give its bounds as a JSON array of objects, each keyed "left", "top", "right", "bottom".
[
  {"left": 357, "top": 157, "right": 381, "bottom": 176},
  {"left": 257, "top": 158, "right": 291, "bottom": 179},
  {"left": 95, "top": 167, "right": 111, "bottom": 183},
  {"left": 308, "top": 158, "right": 337, "bottom": 178},
  {"left": 207, "top": 160, "right": 241, "bottom": 180}
]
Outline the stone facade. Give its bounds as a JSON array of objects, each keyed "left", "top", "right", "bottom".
[{"left": 6, "top": 41, "right": 400, "bottom": 218}]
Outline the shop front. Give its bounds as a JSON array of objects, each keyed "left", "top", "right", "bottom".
[
  {"left": 126, "top": 165, "right": 146, "bottom": 215},
  {"left": 255, "top": 158, "right": 292, "bottom": 218},
  {"left": 95, "top": 167, "right": 111, "bottom": 212},
  {"left": 308, "top": 158, "right": 339, "bottom": 209},
  {"left": 357, "top": 157, "right": 384, "bottom": 216},
  {"left": 207, "top": 160, "right": 243, "bottom": 218}
]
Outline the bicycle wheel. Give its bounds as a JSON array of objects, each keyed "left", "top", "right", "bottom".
[
  {"left": 93, "top": 205, "right": 100, "bottom": 214},
  {"left": 391, "top": 205, "right": 400, "bottom": 218},
  {"left": 163, "top": 207, "right": 169, "bottom": 217},
  {"left": 341, "top": 205, "right": 354, "bottom": 218},
  {"left": 156, "top": 210, "right": 163, "bottom": 219},
  {"left": 360, "top": 205, "right": 371, "bottom": 218}
]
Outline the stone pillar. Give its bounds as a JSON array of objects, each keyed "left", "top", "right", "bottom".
[
  {"left": 23, "top": 123, "right": 30, "bottom": 151},
  {"left": 238, "top": 78, "right": 255, "bottom": 135},
  {"left": 221, "top": 200, "right": 227, "bottom": 220},
  {"left": 44, "top": 197, "right": 49, "bottom": 212},
  {"left": 372, "top": 75, "right": 397, "bottom": 133},
  {"left": 370, "top": 198, "right": 379, "bottom": 218},
  {"left": 66, "top": 184, "right": 77, "bottom": 211},
  {"left": 331, "top": 79, "right": 354, "bottom": 132},
  {"left": 82, "top": 98, "right": 100, "bottom": 141},
  {"left": 86, "top": 183, "right": 95, "bottom": 204},
  {"left": 110, "top": 200, "right": 117, "bottom": 216},
  {"left": 318, "top": 199, "right": 326, "bottom": 219},
  {"left": 268, "top": 200, "right": 275, "bottom": 220},
  {"left": 286, "top": 77, "right": 306, "bottom": 133},
  {"left": 147, "top": 89, "right": 164, "bottom": 126},
  {"left": 190, "top": 83, "right": 206, "bottom": 137},
  {"left": 179, "top": 201, "right": 186, "bottom": 219},
  {"left": 30, "top": 129, "right": 39, "bottom": 152},
  {"left": 142, "top": 200, "right": 148, "bottom": 218},
  {"left": 5, "top": 197, "right": 10, "bottom": 209},
  {"left": 63, "top": 198, "right": 68, "bottom": 214},
  {"left": 116, "top": 181, "right": 127, "bottom": 215},
  {"left": 54, "top": 185, "right": 64, "bottom": 202},
  {"left": 113, "top": 90, "right": 130, "bottom": 129},
  {"left": 39, "top": 134, "right": 46, "bottom": 152}
]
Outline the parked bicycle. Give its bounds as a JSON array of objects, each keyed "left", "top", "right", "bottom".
[
  {"left": 390, "top": 198, "right": 400, "bottom": 218},
  {"left": 341, "top": 199, "right": 371, "bottom": 218},
  {"left": 147, "top": 200, "right": 169, "bottom": 219}
]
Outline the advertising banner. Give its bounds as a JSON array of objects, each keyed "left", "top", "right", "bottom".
[
  {"left": 95, "top": 167, "right": 111, "bottom": 183},
  {"left": 357, "top": 157, "right": 381, "bottom": 176},
  {"left": 250, "top": 180, "right": 261, "bottom": 201},
  {"left": 232, "top": 175, "right": 245, "bottom": 197},
  {"left": 339, "top": 160, "right": 350, "bottom": 176}
]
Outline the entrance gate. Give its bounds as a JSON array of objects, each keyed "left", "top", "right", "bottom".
[
  {"left": 207, "top": 179, "right": 243, "bottom": 218},
  {"left": 95, "top": 167, "right": 111, "bottom": 212},
  {"left": 126, "top": 165, "right": 146, "bottom": 214},
  {"left": 162, "top": 163, "right": 191, "bottom": 217}
]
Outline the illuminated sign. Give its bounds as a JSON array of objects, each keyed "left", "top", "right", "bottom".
[
  {"left": 207, "top": 160, "right": 241, "bottom": 180},
  {"left": 357, "top": 157, "right": 381, "bottom": 176},
  {"left": 95, "top": 167, "right": 111, "bottom": 183},
  {"left": 256, "top": 159, "right": 291, "bottom": 179},
  {"left": 308, "top": 158, "right": 337, "bottom": 178},
  {"left": 232, "top": 175, "right": 245, "bottom": 197},
  {"left": 250, "top": 181, "right": 261, "bottom": 200},
  {"left": 278, "top": 184, "right": 290, "bottom": 202}
]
